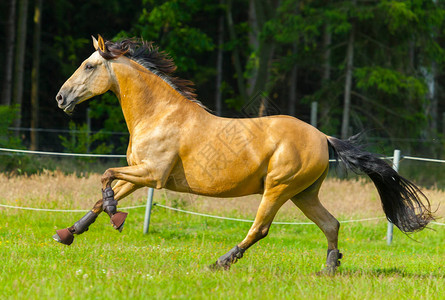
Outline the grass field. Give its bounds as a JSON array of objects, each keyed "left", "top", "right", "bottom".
[{"left": 0, "top": 172, "right": 444, "bottom": 299}]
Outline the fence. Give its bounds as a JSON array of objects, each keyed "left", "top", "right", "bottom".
[{"left": 0, "top": 147, "right": 443, "bottom": 245}]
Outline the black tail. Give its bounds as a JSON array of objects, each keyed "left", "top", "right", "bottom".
[{"left": 327, "top": 135, "right": 434, "bottom": 232}]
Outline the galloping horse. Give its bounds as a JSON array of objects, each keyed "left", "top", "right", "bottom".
[{"left": 54, "top": 35, "right": 433, "bottom": 274}]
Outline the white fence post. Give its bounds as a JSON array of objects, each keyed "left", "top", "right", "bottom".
[
  {"left": 387, "top": 149, "right": 401, "bottom": 245},
  {"left": 143, "top": 188, "right": 154, "bottom": 234}
]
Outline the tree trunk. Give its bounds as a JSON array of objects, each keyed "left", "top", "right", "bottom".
[
  {"left": 430, "top": 63, "right": 437, "bottom": 134},
  {"left": 288, "top": 43, "right": 298, "bottom": 117},
  {"left": 30, "top": 0, "right": 43, "bottom": 150},
  {"left": 409, "top": 40, "right": 415, "bottom": 71},
  {"left": 226, "top": 0, "right": 248, "bottom": 103},
  {"left": 422, "top": 62, "right": 437, "bottom": 138},
  {"left": 251, "top": 42, "right": 274, "bottom": 98},
  {"left": 320, "top": 23, "right": 331, "bottom": 126},
  {"left": 215, "top": 0, "right": 224, "bottom": 116},
  {"left": 250, "top": 0, "right": 276, "bottom": 116},
  {"left": 341, "top": 22, "right": 355, "bottom": 139},
  {"left": 322, "top": 23, "right": 332, "bottom": 83},
  {"left": 1, "top": 0, "right": 17, "bottom": 106},
  {"left": 247, "top": 0, "right": 259, "bottom": 96},
  {"left": 428, "top": 1, "right": 438, "bottom": 137},
  {"left": 12, "top": 0, "right": 29, "bottom": 131}
]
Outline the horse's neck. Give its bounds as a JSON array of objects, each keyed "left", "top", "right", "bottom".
[{"left": 111, "top": 61, "right": 202, "bottom": 134}]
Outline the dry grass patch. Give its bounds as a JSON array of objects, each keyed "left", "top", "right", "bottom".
[
  {"left": 0, "top": 172, "right": 443, "bottom": 222},
  {"left": 0, "top": 171, "right": 147, "bottom": 210}
]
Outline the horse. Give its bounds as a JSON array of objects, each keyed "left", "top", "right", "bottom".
[{"left": 53, "top": 35, "right": 433, "bottom": 274}]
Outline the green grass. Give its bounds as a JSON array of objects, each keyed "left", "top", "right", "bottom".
[{"left": 1, "top": 205, "right": 444, "bottom": 300}]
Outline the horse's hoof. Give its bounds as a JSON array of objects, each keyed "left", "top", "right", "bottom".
[
  {"left": 207, "top": 261, "right": 230, "bottom": 271},
  {"left": 111, "top": 212, "right": 128, "bottom": 232},
  {"left": 316, "top": 266, "right": 337, "bottom": 276},
  {"left": 116, "top": 221, "right": 125, "bottom": 233},
  {"left": 53, "top": 228, "right": 74, "bottom": 245}
]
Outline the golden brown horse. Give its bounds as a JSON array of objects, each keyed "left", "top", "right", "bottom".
[{"left": 54, "top": 35, "right": 433, "bottom": 274}]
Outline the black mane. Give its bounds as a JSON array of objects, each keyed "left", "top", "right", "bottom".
[{"left": 99, "top": 38, "right": 199, "bottom": 103}]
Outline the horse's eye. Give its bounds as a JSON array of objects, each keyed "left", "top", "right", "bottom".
[{"left": 85, "top": 63, "right": 94, "bottom": 70}]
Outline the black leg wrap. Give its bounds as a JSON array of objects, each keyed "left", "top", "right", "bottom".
[
  {"left": 73, "top": 211, "right": 98, "bottom": 234},
  {"left": 102, "top": 187, "right": 117, "bottom": 217},
  {"left": 211, "top": 245, "right": 245, "bottom": 270},
  {"left": 316, "top": 249, "right": 343, "bottom": 276},
  {"left": 102, "top": 187, "right": 128, "bottom": 232},
  {"left": 326, "top": 249, "right": 342, "bottom": 267}
]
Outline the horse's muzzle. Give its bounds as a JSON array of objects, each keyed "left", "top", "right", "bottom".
[
  {"left": 56, "top": 92, "right": 76, "bottom": 114},
  {"left": 56, "top": 92, "right": 65, "bottom": 108}
]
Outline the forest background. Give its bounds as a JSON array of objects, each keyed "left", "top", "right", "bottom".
[{"left": 1, "top": 0, "right": 445, "bottom": 159}]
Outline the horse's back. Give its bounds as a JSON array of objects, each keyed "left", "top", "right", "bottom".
[{"left": 168, "top": 114, "right": 329, "bottom": 197}]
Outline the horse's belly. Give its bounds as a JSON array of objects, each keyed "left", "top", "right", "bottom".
[{"left": 165, "top": 162, "right": 265, "bottom": 197}]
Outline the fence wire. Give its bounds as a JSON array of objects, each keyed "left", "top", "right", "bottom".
[
  {"left": 0, "top": 147, "right": 444, "bottom": 226},
  {"left": 1, "top": 202, "right": 443, "bottom": 226},
  {"left": 0, "top": 147, "right": 438, "bottom": 163},
  {"left": 0, "top": 147, "right": 125, "bottom": 158},
  {"left": 0, "top": 203, "right": 145, "bottom": 212}
]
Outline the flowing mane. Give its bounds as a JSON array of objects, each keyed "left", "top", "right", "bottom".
[{"left": 98, "top": 38, "right": 204, "bottom": 107}]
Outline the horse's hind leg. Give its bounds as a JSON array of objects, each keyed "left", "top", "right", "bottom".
[
  {"left": 291, "top": 193, "right": 341, "bottom": 275},
  {"left": 210, "top": 190, "right": 288, "bottom": 270},
  {"left": 53, "top": 180, "right": 138, "bottom": 245}
]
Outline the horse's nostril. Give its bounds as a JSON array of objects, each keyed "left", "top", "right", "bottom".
[{"left": 56, "top": 93, "right": 64, "bottom": 104}]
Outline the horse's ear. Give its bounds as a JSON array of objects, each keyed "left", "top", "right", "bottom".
[
  {"left": 92, "top": 35, "right": 99, "bottom": 50},
  {"left": 97, "top": 34, "right": 107, "bottom": 53}
]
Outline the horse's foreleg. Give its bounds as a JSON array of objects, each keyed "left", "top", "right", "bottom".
[
  {"left": 102, "top": 180, "right": 140, "bottom": 231},
  {"left": 53, "top": 200, "right": 102, "bottom": 245},
  {"left": 53, "top": 180, "right": 138, "bottom": 245},
  {"left": 101, "top": 165, "right": 159, "bottom": 230},
  {"left": 102, "top": 187, "right": 125, "bottom": 231},
  {"left": 210, "top": 191, "right": 287, "bottom": 270},
  {"left": 291, "top": 195, "right": 341, "bottom": 275}
]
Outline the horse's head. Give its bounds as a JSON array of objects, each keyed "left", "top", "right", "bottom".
[{"left": 56, "top": 35, "right": 115, "bottom": 114}]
